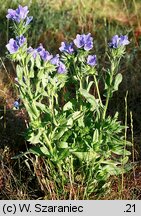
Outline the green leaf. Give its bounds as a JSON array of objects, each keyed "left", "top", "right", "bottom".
[
  {"left": 93, "top": 129, "right": 99, "bottom": 143},
  {"left": 58, "top": 141, "right": 68, "bottom": 149},
  {"left": 27, "top": 130, "right": 42, "bottom": 144},
  {"left": 57, "top": 149, "right": 69, "bottom": 162},
  {"left": 72, "top": 151, "right": 99, "bottom": 162},
  {"left": 36, "top": 55, "right": 41, "bottom": 68},
  {"left": 112, "top": 148, "right": 131, "bottom": 156},
  {"left": 102, "top": 164, "right": 121, "bottom": 175},
  {"left": 37, "top": 69, "right": 44, "bottom": 79},
  {"left": 87, "top": 81, "right": 94, "bottom": 92},
  {"left": 54, "top": 127, "right": 68, "bottom": 140},
  {"left": 16, "top": 65, "right": 24, "bottom": 85},
  {"left": 35, "top": 102, "right": 51, "bottom": 114},
  {"left": 79, "top": 88, "right": 99, "bottom": 111},
  {"left": 78, "top": 115, "right": 85, "bottom": 127},
  {"left": 63, "top": 101, "right": 73, "bottom": 111},
  {"left": 28, "top": 145, "right": 50, "bottom": 157},
  {"left": 67, "top": 111, "right": 82, "bottom": 123},
  {"left": 120, "top": 156, "right": 129, "bottom": 165},
  {"left": 54, "top": 111, "right": 82, "bottom": 140},
  {"left": 101, "top": 160, "right": 120, "bottom": 165},
  {"left": 104, "top": 71, "right": 111, "bottom": 90},
  {"left": 113, "top": 73, "right": 122, "bottom": 91}
]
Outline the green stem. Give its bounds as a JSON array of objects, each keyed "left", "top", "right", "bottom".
[
  {"left": 79, "top": 78, "right": 83, "bottom": 111},
  {"left": 57, "top": 163, "right": 65, "bottom": 184},
  {"left": 102, "top": 92, "right": 110, "bottom": 120},
  {"left": 93, "top": 75, "right": 102, "bottom": 106},
  {"left": 43, "top": 132, "right": 53, "bottom": 154},
  {"left": 102, "top": 59, "right": 117, "bottom": 120},
  {"left": 50, "top": 93, "right": 58, "bottom": 126}
]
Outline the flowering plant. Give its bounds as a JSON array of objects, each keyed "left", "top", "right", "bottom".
[{"left": 6, "top": 5, "right": 131, "bottom": 198}]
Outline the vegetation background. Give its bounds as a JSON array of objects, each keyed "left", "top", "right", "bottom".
[{"left": 0, "top": 0, "right": 141, "bottom": 199}]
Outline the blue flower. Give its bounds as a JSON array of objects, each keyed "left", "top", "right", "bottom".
[
  {"left": 40, "top": 50, "right": 53, "bottom": 62},
  {"left": 27, "top": 44, "right": 53, "bottom": 61},
  {"left": 50, "top": 54, "right": 66, "bottom": 73},
  {"left": 57, "top": 61, "right": 66, "bottom": 74},
  {"left": 37, "top": 44, "right": 53, "bottom": 61},
  {"left": 6, "top": 9, "right": 16, "bottom": 20},
  {"left": 50, "top": 54, "right": 60, "bottom": 65},
  {"left": 59, "top": 42, "right": 74, "bottom": 54},
  {"left": 27, "top": 46, "right": 38, "bottom": 59},
  {"left": 119, "top": 35, "right": 130, "bottom": 46},
  {"left": 73, "top": 33, "right": 93, "bottom": 50},
  {"left": 6, "top": 35, "right": 26, "bottom": 54},
  {"left": 25, "top": 16, "right": 33, "bottom": 26},
  {"left": 87, "top": 55, "right": 97, "bottom": 66},
  {"left": 74, "top": 34, "right": 85, "bottom": 48},
  {"left": 6, "top": 39, "right": 19, "bottom": 54},
  {"left": 109, "top": 35, "right": 130, "bottom": 48},
  {"left": 14, "top": 101, "right": 20, "bottom": 109},
  {"left": 84, "top": 33, "right": 93, "bottom": 50},
  {"left": 6, "top": 5, "right": 29, "bottom": 23},
  {"left": 16, "top": 35, "right": 26, "bottom": 46}
]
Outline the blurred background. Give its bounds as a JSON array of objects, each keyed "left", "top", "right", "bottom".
[{"left": 0, "top": 0, "right": 141, "bottom": 199}]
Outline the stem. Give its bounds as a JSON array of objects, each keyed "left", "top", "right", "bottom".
[
  {"left": 102, "top": 92, "right": 110, "bottom": 120},
  {"left": 57, "top": 163, "right": 65, "bottom": 184},
  {"left": 93, "top": 75, "right": 102, "bottom": 106},
  {"left": 50, "top": 93, "right": 58, "bottom": 126},
  {"left": 102, "top": 58, "right": 117, "bottom": 120},
  {"left": 80, "top": 77, "right": 83, "bottom": 89},
  {"left": 43, "top": 132, "right": 53, "bottom": 154},
  {"left": 79, "top": 78, "right": 83, "bottom": 111}
]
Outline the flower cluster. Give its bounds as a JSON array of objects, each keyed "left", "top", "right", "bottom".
[
  {"left": 109, "top": 35, "right": 130, "bottom": 49},
  {"left": 27, "top": 46, "right": 38, "bottom": 59},
  {"left": 73, "top": 33, "right": 93, "bottom": 51},
  {"left": 6, "top": 5, "right": 32, "bottom": 24},
  {"left": 6, "top": 35, "right": 26, "bottom": 54},
  {"left": 51, "top": 54, "right": 66, "bottom": 74},
  {"left": 59, "top": 42, "right": 74, "bottom": 54},
  {"left": 28, "top": 44, "right": 53, "bottom": 62},
  {"left": 28, "top": 46, "right": 66, "bottom": 73},
  {"left": 37, "top": 44, "right": 53, "bottom": 62},
  {"left": 59, "top": 33, "right": 93, "bottom": 53},
  {"left": 6, "top": 5, "right": 130, "bottom": 77},
  {"left": 59, "top": 33, "right": 96, "bottom": 68},
  {"left": 6, "top": 5, "right": 66, "bottom": 74}
]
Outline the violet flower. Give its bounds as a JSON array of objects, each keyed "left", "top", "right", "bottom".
[
  {"left": 59, "top": 42, "right": 74, "bottom": 54},
  {"left": 119, "top": 35, "right": 130, "bottom": 46},
  {"left": 16, "top": 35, "right": 26, "bottom": 46},
  {"left": 6, "top": 39, "right": 19, "bottom": 54},
  {"left": 57, "top": 61, "right": 66, "bottom": 74},
  {"left": 14, "top": 100, "right": 20, "bottom": 109},
  {"left": 109, "top": 35, "right": 130, "bottom": 48},
  {"left": 50, "top": 54, "right": 60, "bottom": 65},
  {"left": 87, "top": 55, "right": 97, "bottom": 66},
  {"left": 50, "top": 54, "right": 66, "bottom": 73},
  {"left": 27, "top": 46, "right": 38, "bottom": 59},
  {"left": 6, "top": 5, "right": 29, "bottom": 23},
  {"left": 39, "top": 50, "right": 53, "bottom": 62},
  {"left": 25, "top": 16, "right": 33, "bottom": 26},
  {"left": 37, "top": 44, "right": 53, "bottom": 61},
  {"left": 73, "top": 33, "right": 93, "bottom": 50},
  {"left": 6, "top": 35, "right": 26, "bottom": 54}
]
